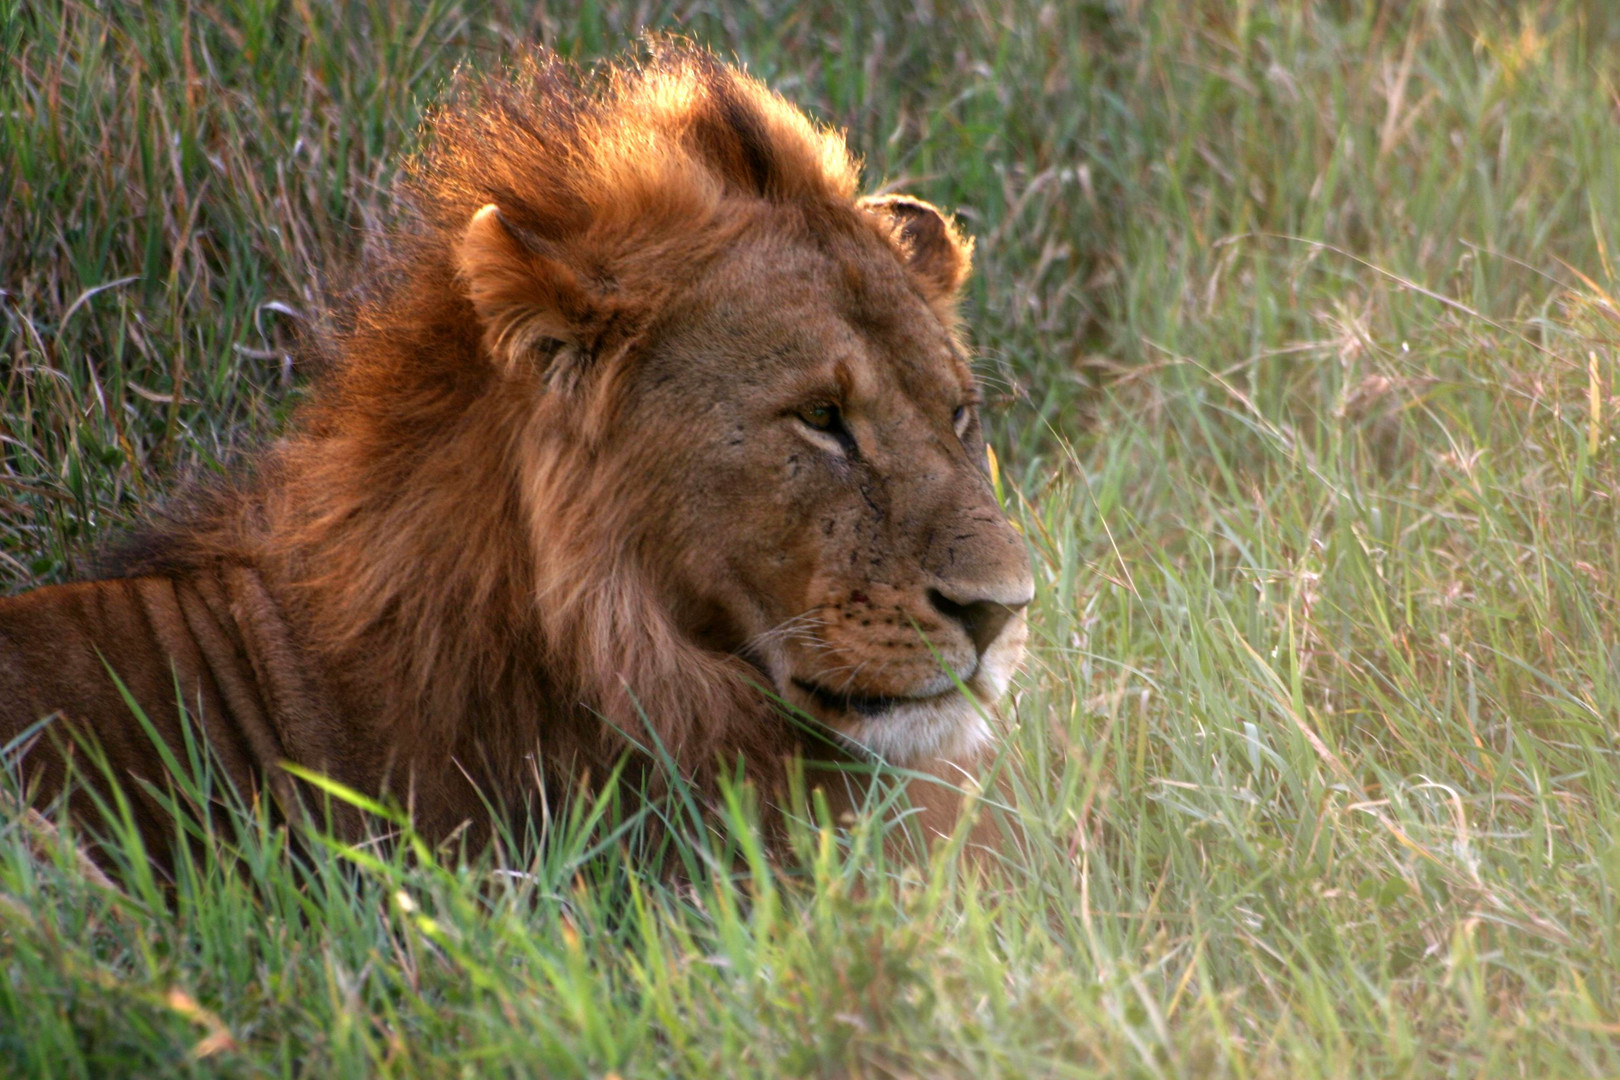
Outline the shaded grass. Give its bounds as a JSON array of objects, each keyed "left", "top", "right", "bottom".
[{"left": 5, "top": 0, "right": 1620, "bottom": 1075}]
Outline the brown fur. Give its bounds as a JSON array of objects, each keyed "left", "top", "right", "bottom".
[{"left": 0, "top": 42, "right": 1032, "bottom": 862}]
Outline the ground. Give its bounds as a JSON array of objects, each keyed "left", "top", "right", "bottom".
[{"left": 3, "top": 1, "right": 1620, "bottom": 1076}]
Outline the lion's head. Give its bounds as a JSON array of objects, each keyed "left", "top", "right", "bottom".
[
  {"left": 115, "top": 41, "right": 1039, "bottom": 839},
  {"left": 425, "top": 45, "right": 1033, "bottom": 770}
]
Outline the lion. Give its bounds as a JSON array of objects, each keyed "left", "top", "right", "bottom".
[{"left": 0, "top": 42, "right": 1033, "bottom": 864}]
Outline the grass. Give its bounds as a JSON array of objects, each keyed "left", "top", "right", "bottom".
[{"left": 5, "top": 0, "right": 1620, "bottom": 1075}]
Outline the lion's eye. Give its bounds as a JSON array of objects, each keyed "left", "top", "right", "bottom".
[
  {"left": 793, "top": 402, "right": 856, "bottom": 455},
  {"left": 953, "top": 404, "right": 970, "bottom": 434},
  {"left": 799, "top": 404, "right": 840, "bottom": 431}
]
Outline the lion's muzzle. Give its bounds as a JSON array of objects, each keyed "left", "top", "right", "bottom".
[{"left": 777, "top": 553, "right": 1034, "bottom": 764}]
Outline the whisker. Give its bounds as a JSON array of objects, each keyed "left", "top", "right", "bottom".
[{"left": 739, "top": 606, "right": 832, "bottom": 654}]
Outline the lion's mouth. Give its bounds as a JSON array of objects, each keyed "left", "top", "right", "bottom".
[{"left": 791, "top": 677, "right": 962, "bottom": 718}]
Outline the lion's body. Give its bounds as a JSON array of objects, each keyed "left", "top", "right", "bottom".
[{"left": 0, "top": 43, "right": 1032, "bottom": 862}]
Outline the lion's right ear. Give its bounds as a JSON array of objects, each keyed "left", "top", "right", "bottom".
[
  {"left": 456, "top": 204, "right": 607, "bottom": 380},
  {"left": 858, "top": 194, "right": 974, "bottom": 312}
]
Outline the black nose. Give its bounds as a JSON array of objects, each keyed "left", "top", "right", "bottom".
[{"left": 927, "top": 588, "right": 1028, "bottom": 657}]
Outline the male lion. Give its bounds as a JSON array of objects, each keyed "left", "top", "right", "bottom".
[{"left": 0, "top": 43, "right": 1033, "bottom": 861}]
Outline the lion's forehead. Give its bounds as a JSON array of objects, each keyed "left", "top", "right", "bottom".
[
  {"left": 666, "top": 225, "right": 970, "bottom": 390},
  {"left": 679, "top": 304, "right": 972, "bottom": 422}
]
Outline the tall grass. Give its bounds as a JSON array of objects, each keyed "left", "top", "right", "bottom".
[{"left": 5, "top": 1, "right": 1620, "bottom": 1075}]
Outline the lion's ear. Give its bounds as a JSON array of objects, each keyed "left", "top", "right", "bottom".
[
  {"left": 858, "top": 194, "right": 974, "bottom": 305},
  {"left": 456, "top": 204, "right": 607, "bottom": 380}
]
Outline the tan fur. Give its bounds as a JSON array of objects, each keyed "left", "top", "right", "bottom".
[{"left": 0, "top": 42, "right": 1032, "bottom": 862}]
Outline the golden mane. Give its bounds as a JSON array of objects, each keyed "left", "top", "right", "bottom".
[{"left": 416, "top": 41, "right": 859, "bottom": 260}]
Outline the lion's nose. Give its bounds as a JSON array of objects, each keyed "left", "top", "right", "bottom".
[{"left": 927, "top": 585, "right": 1032, "bottom": 658}]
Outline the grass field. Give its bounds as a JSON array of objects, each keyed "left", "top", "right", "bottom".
[{"left": 5, "top": 0, "right": 1620, "bottom": 1075}]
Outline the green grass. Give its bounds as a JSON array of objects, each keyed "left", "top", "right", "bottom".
[{"left": 5, "top": 0, "right": 1620, "bottom": 1075}]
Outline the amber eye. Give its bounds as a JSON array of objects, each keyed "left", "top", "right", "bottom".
[
  {"left": 799, "top": 403, "right": 840, "bottom": 431},
  {"left": 953, "top": 404, "right": 970, "bottom": 433}
]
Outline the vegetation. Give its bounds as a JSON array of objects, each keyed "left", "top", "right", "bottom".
[{"left": 5, "top": 0, "right": 1620, "bottom": 1074}]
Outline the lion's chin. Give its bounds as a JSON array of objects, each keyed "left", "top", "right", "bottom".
[
  {"left": 786, "top": 658, "right": 1019, "bottom": 766},
  {"left": 825, "top": 692, "right": 994, "bottom": 766},
  {"left": 775, "top": 617, "right": 1027, "bottom": 766}
]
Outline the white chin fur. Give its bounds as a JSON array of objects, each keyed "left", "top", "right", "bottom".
[
  {"left": 820, "top": 613, "right": 1027, "bottom": 766},
  {"left": 835, "top": 697, "right": 993, "bottom": 765}
]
